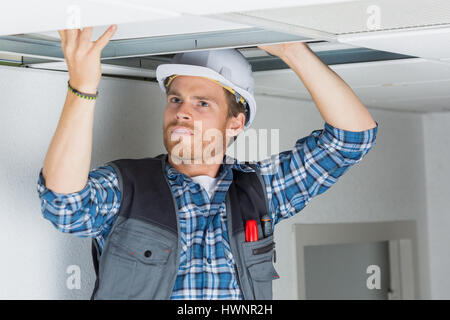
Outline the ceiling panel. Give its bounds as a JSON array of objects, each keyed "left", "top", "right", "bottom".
[
  {"left": 338, "top": 26, "right": 450, "bottom": 61},
  {"left": 226, "top": 0, "right": 450, "bottom": 35},
  {"left": 214, "top": 0, "right": 450, "bottom": 62},
  {"left": 253, "top": 58, "right": 450, "bottom": 113},
  {"left": 0, "top": 0, "right": 353, "bottom": 37},
  {"left": 254, "top": 58, "right": 450, "bottom": 91},
  {"left": 0, "top": 0, "right": 180, "bottom": 37},
  {"left": 34, "top": 15, "right": 252, "bottom": 41},
  {"left": 121, "top": 0, "right": 355, "bottom": 15}
]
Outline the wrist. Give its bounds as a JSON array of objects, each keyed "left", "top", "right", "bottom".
[
  {"left": 67, "top": 80, "right": 99, "bottom": 101},
  {"left": 281, "top": 42, "right": 311, "bottom": 64},
  {"left": 68, "top": 80, "right": 98, "bottom": 95}
]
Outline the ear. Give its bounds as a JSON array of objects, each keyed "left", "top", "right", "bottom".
[{"left": 226, "top": 112, "right": 246, "bottom": 139}]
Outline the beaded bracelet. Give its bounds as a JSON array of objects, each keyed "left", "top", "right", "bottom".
[{"left": 67, "top": 80, "right": 99, "bottom": 100}]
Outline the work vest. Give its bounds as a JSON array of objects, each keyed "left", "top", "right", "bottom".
[{"left": 90, "top": 153, "right": 279, "bottom": 300}]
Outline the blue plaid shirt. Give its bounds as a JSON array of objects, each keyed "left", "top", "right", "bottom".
[{"left": 37, "top": 121, "right": 378, "bottom": 299}]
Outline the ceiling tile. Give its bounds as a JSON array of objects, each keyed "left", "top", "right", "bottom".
[{"left": 254, "top": 58, "right": 450, "bottom": 113}]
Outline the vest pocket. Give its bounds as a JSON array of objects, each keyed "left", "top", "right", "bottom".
[
  {"left": 241, "top": 235, "right": 280, "bottom": 300},
  {"left": 95, "top": 251, "right": 137, "bottom": 299},
  {"left": 247, "top": 262, "right": 279, "bottom": 300},
  {"left": 97, "top": 229, "right": 173, "bottom": 299}
]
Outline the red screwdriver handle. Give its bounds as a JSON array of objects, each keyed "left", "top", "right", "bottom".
[{"left": 245, "top": 219, "right": 259, "bottom": 242}]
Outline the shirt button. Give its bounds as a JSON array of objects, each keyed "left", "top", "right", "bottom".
[
  {"left": 144, "top": 250, "right": 152, "bottom": 258},
  {"left": 207, "top": 258, "right": 212, "bottom": 264}
]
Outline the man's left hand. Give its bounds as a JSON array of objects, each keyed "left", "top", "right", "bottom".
[{"left": 257, "top": 41, "right": 308, "bottom": 59}]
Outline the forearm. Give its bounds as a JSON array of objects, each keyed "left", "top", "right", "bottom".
[
  {"left": 42, "top": 89, "right": 96, "bottom": 194},
  {"left": 258, "top": 120, "right": 378, "bottom": 225},
  {"left": 281, "top": 43, "right": 377, "bottom": 132}
]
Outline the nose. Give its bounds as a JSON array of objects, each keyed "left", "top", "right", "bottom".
[{"left": 176, "top": 101, "right": 192, "bottom": 121}]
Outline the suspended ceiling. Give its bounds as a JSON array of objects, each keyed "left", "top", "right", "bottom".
[{"left": 0, "top": 0, "right": 449, "bottom": 113}]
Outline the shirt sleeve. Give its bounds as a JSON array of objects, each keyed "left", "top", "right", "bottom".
[
  {"left": 36, "top": 164, "right": 121, "bottom": 245},
  {"left": 256, "top": 121, "right": 379, "bottom": 226}
]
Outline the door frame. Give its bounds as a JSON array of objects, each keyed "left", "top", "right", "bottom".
[{"left": 293, "top": 220, "right": 418, "bottom": 299}]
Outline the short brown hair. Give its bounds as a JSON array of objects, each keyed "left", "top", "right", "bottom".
[
  {"left": 223, "top": 88, "right": 246, "bottom": 145},
  {"left": 223, "top": 88, "right": 246, "bottom": 120}
]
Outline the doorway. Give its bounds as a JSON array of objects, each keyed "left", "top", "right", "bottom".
[{"left": 294, "top": 221, "right": 418, "bottom": 299}]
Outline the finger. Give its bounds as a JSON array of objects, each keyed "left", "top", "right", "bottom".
[
  {"left": 79, "top": 26, "right": 93, "bottom": 45},
  {"left": 65, "top": 28, "right": 80, "bottom": 48},
  {"left": 92, "top": 25, "right": 117, "bottom": 52},
  {"left": 57, "top": 30, "right": 66, "bottom": 44}
]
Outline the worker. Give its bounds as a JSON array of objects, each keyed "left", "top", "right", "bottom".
[{"left": 37, "top": 24, "right": 378, "bottom": 300}]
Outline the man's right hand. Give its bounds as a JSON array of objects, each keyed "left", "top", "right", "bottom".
[{"left": 58, "top": 25, "right": 117, "bottom": 94}]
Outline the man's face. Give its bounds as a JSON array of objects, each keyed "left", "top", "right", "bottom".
[{"left": 163, "top": 75, "right": 243, "bottom": 165}]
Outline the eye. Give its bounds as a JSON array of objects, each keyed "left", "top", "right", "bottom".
[
  {"left": 170, "top": 97, "right": 181, "bottom": 103},
  {"left": 199, "top": 101, "right": 209, "bottom": 107}
]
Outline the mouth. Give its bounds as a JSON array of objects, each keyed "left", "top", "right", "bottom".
[{"left": 170, "top": 125, "right": 194, "bottom": 136}]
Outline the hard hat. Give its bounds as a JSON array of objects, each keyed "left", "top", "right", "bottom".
[{"left": 156, "top": 48, "right": 256, "bottom": 129}]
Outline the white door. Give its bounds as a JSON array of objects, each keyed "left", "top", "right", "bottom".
[{"left": 303, "top": 241, "right": 391, "bottom": 299}]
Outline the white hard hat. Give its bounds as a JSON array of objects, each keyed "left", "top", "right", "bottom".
[{"left": 156, "top": 48, "right": 256, "bottom": 129}]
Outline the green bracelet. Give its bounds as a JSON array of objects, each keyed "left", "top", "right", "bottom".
[{"left": 67, "top": 81, "right": 99, "bottom": 100}]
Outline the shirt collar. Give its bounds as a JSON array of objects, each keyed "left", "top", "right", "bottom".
[{"left": 164, "top": 153, "right": 255, "bottom": 182}]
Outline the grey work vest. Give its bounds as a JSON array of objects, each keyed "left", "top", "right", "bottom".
[{"left": 90, "top": 154, "right": 279, "bottom": 300}]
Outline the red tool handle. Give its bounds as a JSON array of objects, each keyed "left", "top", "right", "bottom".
[{"left": 245, "top": 219, "right": 259, "bottom": 242}]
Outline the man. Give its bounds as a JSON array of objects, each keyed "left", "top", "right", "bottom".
[{"left": 37, "top": 25, "right": 378, "bottom": 300}]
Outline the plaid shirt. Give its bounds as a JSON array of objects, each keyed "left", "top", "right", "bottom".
[{"left": 37, "top": 121, "right": 378, "bottom": 299}]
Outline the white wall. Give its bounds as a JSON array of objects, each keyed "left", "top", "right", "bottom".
[
  {"left": 0, "top": 65, "right": 166, "bottom": 299},
  {"left": 423, "top": 112, "right": 450, "bottom": 299},
  {"left": 0, "top": 64, "right": 434, "bottom": 299},
  {"left": 251, "top": 94, "right": 431, "bottom": 299}
]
